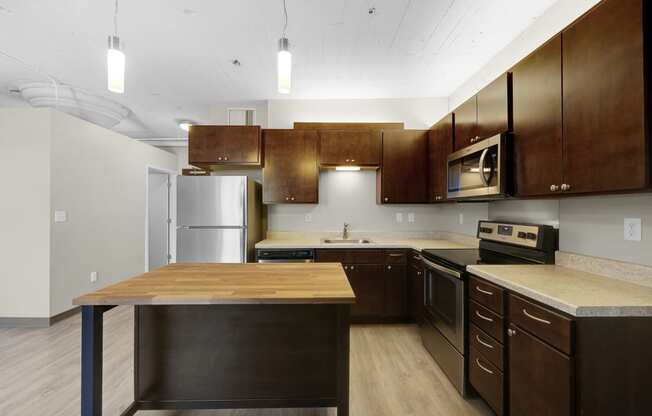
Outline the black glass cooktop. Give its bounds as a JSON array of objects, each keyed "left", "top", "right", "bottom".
[{"left": 422, "top": 247, "right": 540, "bottom": 272}]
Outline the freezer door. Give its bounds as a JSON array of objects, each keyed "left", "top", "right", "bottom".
[
  {"left": 177, "top": 176, "right": 246, "bottom": 226},
  {"left": 177, "top": 228, "right": 244, "bottom": 263}
]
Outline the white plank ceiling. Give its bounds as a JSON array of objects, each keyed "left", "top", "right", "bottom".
[{"left": 0, "top": 0, "right": 557, "bottom": 137}]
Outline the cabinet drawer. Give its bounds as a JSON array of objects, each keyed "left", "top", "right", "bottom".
[
  {"left": 384, "top": 250, "right": 407, "bottom": 264},
  {"left": 469, "top": 347, "right": 504, "bottom": 416},
  {"left": 315, "top": 250, "right": 350, "bottom": 264},
  {"left": 470, "top": 300, "right": 504, "bottom": 343},
  {"left": 469, "top": 324, "right": 504, "bottom": 369},
  {"left": 351, "top": 250, "right": 384, "bottom": 264},
  {"left": 469, "top": 276, "right": 505, "bottom": 314},
  {"left": 509, "top": 295, "right": 573, "bottom": 355}
]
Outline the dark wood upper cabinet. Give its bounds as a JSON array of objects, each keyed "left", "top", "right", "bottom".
[
  {"left": 453, "top": 96, "right": 478, "bottom": 151},
  {"left": 294, "top": 122, "right": 404, "bottom": 130},
  {"left": 318, "top": 130, "right": 381, "bottom": 166},
  {"left": 508, "top": 324, "right": 573, "bottom": 416},
  {"left": 428, "top": 114, "right": 454, "bottom": 202},
  {"left": 189, "top": 126, "right": 261, "bottom": 166},
  {"left": 377, "top": 130, "right": 429, "bottom": 204},
  {"left": 512, "top": 34, "right": 564, "bottom": 197},
  {"left": 476, "top": 72, "right": 512, "bottom": 141},
  {"left": 262, "top": 129, "right": 319, "bottom": 204},
  {"left": 562, "top": 0, "right": 648, "bottom": 194}
]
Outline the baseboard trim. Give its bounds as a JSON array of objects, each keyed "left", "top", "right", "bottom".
[{"left": 0, "top": 306, "right": 81, "bottom": 328}]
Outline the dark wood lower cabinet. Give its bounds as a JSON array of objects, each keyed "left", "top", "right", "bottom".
[
  {"left": 469, "top": 347, "right": 504, "bottom": 416},
  {"left": 316, "top": 249, "right": 409, "bottom": 322},
  {"left": 508, "top": 323, "right": 573, "bottom": 416}
]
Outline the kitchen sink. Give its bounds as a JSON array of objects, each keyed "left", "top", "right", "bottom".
[{"left": 321, "top": 238, "right": 372, "bottom": 244}]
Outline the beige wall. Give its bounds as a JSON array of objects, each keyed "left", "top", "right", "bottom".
[
  {"left": 49, "top": 111, "right": 177, "bottom": 316},
  {"left": 0, "top": 109, "right": 52, "bottom": 318}
]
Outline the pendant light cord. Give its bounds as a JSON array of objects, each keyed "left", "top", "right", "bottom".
[
  {"left": 281, "top": 0, "right": 288, "bottom": 37},
  {"left": 113, "top": 0, "right": 119, "bottom": 36}
]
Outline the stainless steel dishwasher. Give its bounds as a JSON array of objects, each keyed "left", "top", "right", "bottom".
[{"left": 256, "top": 249, "right": 315, "bottom": 263}]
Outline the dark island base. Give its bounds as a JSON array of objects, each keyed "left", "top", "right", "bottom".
[{"left": 81, "top": 304, "right": 350, "bottom": 416}]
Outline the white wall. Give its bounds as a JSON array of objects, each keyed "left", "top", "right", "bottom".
[
  {"left": 209, "top": 101, "right": 269, "bottom": 128},
  {"left": 268, "top": 98, "right": 448, "bottom": 129},
  {"left": 449, "top": 0, "right": 601, "bottom": 109},
  {"left": 49, "top": 111, "right": 177, "bottom": 316},
  {"left": 269, "top": 171, "right": 446, "bottom": 232},
  {"left": 0, "top": 109, "right": 52, "bottom": 318}
]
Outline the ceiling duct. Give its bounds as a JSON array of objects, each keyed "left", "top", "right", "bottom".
[{"left": 17, "top": 81, "right": 132, "bottom": 128}]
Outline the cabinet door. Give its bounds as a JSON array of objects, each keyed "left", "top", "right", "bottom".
[
  {"left": 512, "top": 35, "right": 563, "bottom": 197},
  {"left": 378, "top": 130, "right": 429, "bottom": 204},
  {"left": 453, "top": 96, "right": 477, "bottom": 150},
  {"left": 189, "top": 126, "right": 261, "bottom": 165},
  {"left": 428, "top": 114, "right": 454, "bottom": 202},
  {"left": 318, "top": 130, "right": 381, "bottom": 166},
  {"left": 384, "top": 264, "right": 406, "bottom": 317},
  {"left": 476, "top": 73, "right": 512, "bottom": 141},
  {"left": 347, "top": 264, "right": 384, "bottom": 318},
  {"left": 509, "top": 324, "right": 573, "bottom": 416},
  {"left": 262, "top": 130, "right": 319, "bottom": 204},
  {"left": 562, "top": 0, "right": 647, "bottom": 194}
]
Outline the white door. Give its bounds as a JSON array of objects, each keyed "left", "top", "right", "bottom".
[{"left": 148, "top": 172, "right": 170, "bottom": 271}]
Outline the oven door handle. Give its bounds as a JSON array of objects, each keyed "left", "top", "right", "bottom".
[
  {"left": 422, "top": 258, "right": 462, "bottom": 279},
  {"left": 478, "top": 148, "right": 490, "bottom": 186}
]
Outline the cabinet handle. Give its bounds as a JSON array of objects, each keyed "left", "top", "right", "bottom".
[
  {"left": 417, "top": 271, "right": 422, "bottom": 276},
  {"left": 285, "top": 196, "right": 289, "bottom": 201},
  {"left": 550, "top": 184, "right": 559, "bottom": 192},
  {"left": 475, "top": 335, "right": 494, "bottom": 350},
  {"left": 350, "top": 265, "right": 355, "bottom": 270},
  {"left": 522, "top": 308, "right": 551, "bottom": 325},
  {"left": 218, "top": 156, "right": 223, "bottom": 161},
  {"left": 507, "top": 328, "right": 517, "bottom": 337},
  {"left": 343, "top": 266, "right": 348, "bottom": 270},
  {"left": 470, "top": 137, "right": 475, "bottom": 143},
  {"left": 561, "top": 183, "right": 572, "bottom": 191},
  {"left": 388, "top": 253, "right": 403, "bottom": 257},
  {"left": 413, "top": 255, "right": 422, "bottom": 260},
  {"left": 475, "top": 286, "right": 493, "bottom": 296},
  {"left": 351, "top": 159, "right": 355, "bottom": 162},
  {"left": 345, "top": 159, "right": 350, "bottom": 162},
  {"left": 224, "top": 156, "right": 229, "bottom": 161},
  {"left": 384, "top": 197, "right": 389, "bottom": 202},
  {"left": 475, "top": 310, "right": 494, "bottom": 322},
  {"left": 290, "top": 196, "right": 295, "bottom": 201},
  {"left": 475, "top": 358, "right": 494, "bottom": 375},
  {"left": 387, "top": 265, "right": 392, "bottom": 270}
]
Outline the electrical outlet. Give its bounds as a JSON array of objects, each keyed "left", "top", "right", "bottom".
[
  {"left": 407, "top": 213, "right": 415, "bottom": 223},
  {"left": 90, "top": 271, "right": 98, "bottom": 283},
  {"left": 459, "top": 213, "right": 464, "bottom": 225},
  {"left": 396, "top": 212, "right": 404, "bottom": 223},
  {"left": 624, "top": 218, "right": 642, "bottom": 241},
  {"left": 304, "top": 213, "right": 312, "bottom": 223}
]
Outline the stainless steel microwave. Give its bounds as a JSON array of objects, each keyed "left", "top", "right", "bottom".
[{"left": 447, "top": 133, "right": 510, "bottom": 200}]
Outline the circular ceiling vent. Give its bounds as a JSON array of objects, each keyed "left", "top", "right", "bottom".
[{"left": 17, "top": 81, "right": 132, "bottom": 128}]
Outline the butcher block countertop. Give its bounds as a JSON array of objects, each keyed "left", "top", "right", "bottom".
[
  {"left": 468, "top": 264, "right": 652, "bottom": 317},
  {"left": 74, "top": 263, "right": 355, "bottom": 306}
]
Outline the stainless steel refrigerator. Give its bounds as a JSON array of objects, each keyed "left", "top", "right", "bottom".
[{"left": 177, "top": 176, "right": 264, "bottom": 263}]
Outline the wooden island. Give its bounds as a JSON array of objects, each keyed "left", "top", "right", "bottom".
[{"left": 74, "top": 263, "right": 355, "bottom": 416}]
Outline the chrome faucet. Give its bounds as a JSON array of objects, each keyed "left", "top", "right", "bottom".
[{"left": 343, "top": 223, "right": 350, "bottom": 240}]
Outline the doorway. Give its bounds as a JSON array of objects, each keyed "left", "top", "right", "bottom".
[{"left": 146, "top": 167, "right": 176, "bottom": 272}]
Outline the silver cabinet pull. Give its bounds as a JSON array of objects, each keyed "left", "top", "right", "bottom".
[
  {"left": 507, "top": 328, "right": 517, "bottom": 337},
  {"left": 345, "top": 159, "right": 350, "bottom": 162},
  {"left": 387, "top": 265, "right": 392, "bottom": 270},
  {"left": 417, "top": 271, "right": 422, "bottom": 276},
  {"left": 550, "top": 184, "right": 559, "bottom": 192},
  {"left": 523, "top": 308, "right": 551, "bottom": 325},
  {"left": 224, "top": 156, "right": 229, "bottom": 161},
  {"left": 388, "top": 253, "right": 403, "bottom": 257},
  {"left": 476, "top": 335, "right": 494, "bottom": 349},
  {"left": 475, "top": 286, "right": 493, "bottom": 296},
  {"left": 475, "top": 358, "right": 494, "bottom": 375},
  {"left": 285, "top": 196, "right": 289, "bottom": 201},
  {"left": 475, "top": 310, "right": 494, "bottom": 322},
  {"left": 351, "top": 159, "right": 355, "bottom": 162},
  {"left": 350, "top": 265, "right": 355, "bottom": 270},
  {"left": 561, "top": 183, "right": 572, "bottom": 191},
  {"left": 217, "top": 156, "right": 223, "bottom": 161},
  {"left": 384, "top": 197, "right": 389, "bottom": 202}
]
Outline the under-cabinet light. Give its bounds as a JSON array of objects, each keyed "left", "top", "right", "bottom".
[{"left": 335, "top": 166, "right": 361, "bottom": 171}]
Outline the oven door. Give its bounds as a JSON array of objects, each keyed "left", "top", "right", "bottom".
[
  {"left": 447, "top": 133, "right": 508, "bottom": 200},
  {"left": 423, "top": 258, "right": 465, "bottom": 353}
]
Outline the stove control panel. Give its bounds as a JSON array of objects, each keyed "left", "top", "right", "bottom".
[{"left": 477, "top": 221, "right": 547, "bottom": 249}]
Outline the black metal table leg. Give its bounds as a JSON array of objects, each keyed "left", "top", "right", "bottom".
[{"left": 81, "top": 305, "right": 114, "bottom": 416}]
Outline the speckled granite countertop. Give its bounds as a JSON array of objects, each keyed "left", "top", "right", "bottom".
[{"left": 468, "top": 264, "right": 652, "bottom": 317}]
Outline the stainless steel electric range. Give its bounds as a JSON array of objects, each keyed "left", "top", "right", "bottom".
[{"left": 419, "top": 220, "right": 557, "bottom": 395}]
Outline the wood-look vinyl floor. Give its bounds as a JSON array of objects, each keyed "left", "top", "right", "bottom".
[{"left": 0, "top": 307, "right": 492, "bottom": 416}]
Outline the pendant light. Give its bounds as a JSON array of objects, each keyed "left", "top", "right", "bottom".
[
  {"left": 277, "top": 0, "right": 291, "bottom": 94},
  {"left": 107, "top": 0, "right": 125, "bottom": 94}
]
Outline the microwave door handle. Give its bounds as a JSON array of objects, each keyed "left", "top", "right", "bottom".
[{"left": 478, "top": 148, "right": 490, "bottom": 186}]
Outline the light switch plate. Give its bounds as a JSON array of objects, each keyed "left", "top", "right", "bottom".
[
  {"left": 54, "top": 210, "right": 67, "bottom": 223},
  {"left": 407, "top": 213, "right": 415, "bottom": 223},
  {"left": 624, "top": 218, "right": 642, "bottom": 241},
  {"left": 304, "top": 214, "right": 312, "bottom": 223},
  {"left": 396, "top": 213, "right": 404, "bottom": 223}
]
